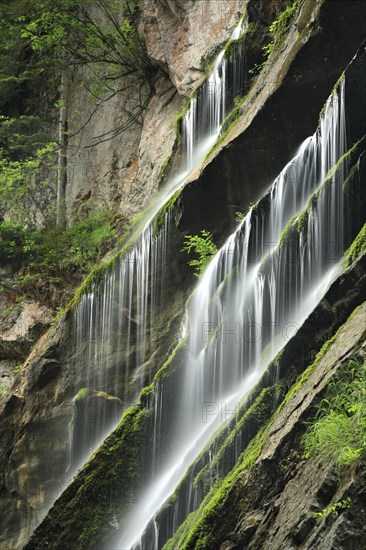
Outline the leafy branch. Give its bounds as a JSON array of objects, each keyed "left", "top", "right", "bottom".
[{"left": 182, "top": 230, "right": 218, "bottom": 277}]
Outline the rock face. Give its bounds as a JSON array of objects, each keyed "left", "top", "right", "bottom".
[
  {"left": 0, "top": 296, "right": 53, "bottom": 395},
  {"left": 0, "top": 4, "right": 249, "bottom": 547},
  {"left": 142, "top": 0, "right": 244, "bottom": 95},
  {"left": 183, "top": 301, "right": 366, "bottom": 550},
  {"left": 23, "top": 252, "right": 366, "bottom": 549},
  {"left": 179, "top": 0, "right": 366, "bottom": 240},
  {"left": 66, "top": 0, "right": 243, "bottom": 219},
  {"left": 1, "top": 1, "right": 366, "bottom": 549},
  {"left": 0, "top": 299, "right": 53, "bottom": 361}
]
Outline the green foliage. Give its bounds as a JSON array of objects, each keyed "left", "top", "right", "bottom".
[
  {"left": 344, "top": 223, "right": 366, "bottom": 268},
  {"left": 0, "top": 142, "right": 57, "bottom": 224},
  {"left": 262, "top": 0, "right": 300, "bottom": 58},
  {"left": 312, "top": 497, "right": 352, "bottom": 519},
  {"left": 20, "top": 0, "right": 151, "bottom": 84},
  {"left": 13, "top": 364, "right": 24, "bottom": 374},
  {"left": 174, "top": 98, "right": 191, "bottom": 136},
  {"left": 302, "top": 358, "right": 366, "bottom": 469},
  {"left": 0, "top": 210, "right": 117, "bottom": 304},
  {"left": 182, "top": 230, "right": 217, "bottom": 277},
  {"left": 153, "top": 190, "right": 181, "bottom": 236},
  {"left": 235, "top": 210, "right": 245, "bottom": 222},
  {"left": 0, "top": 0, "right": 153, "bottom": 226}
]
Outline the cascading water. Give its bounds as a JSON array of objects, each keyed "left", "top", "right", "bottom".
[
  {"left": 69, "top": 17, "right": 248, "bottom": 474},
  {"left": 117, "top": 78, "right": 353, "bottom": 549},
  {"left": 183, "top": 18, "right": 247, "bottom": 168}
]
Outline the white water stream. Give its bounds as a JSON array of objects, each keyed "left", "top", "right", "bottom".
[
  {"left": 118, "top": 79, "right": 349, "bottom": 549},
  {"left": 71, "top": 16, "right": 247, "bottom": 476}
]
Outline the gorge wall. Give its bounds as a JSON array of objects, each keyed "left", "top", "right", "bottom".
[{"left": 0, "top": 1, "right": 366, "bottom": 549}]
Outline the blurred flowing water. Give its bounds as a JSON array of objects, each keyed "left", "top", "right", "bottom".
[
  {"left": 70, "top": 17, "right": 248, "bottom": 475},
  {"left": 118, "top": 80, "right": 352, "bottom": 549}
]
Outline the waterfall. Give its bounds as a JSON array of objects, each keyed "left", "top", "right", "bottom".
[
  {"left": 117, "top": 78, "right": 352, "bottom": 549},
  {"left": 70, "top": 17, "right": 248, "bottom": 474},
  {"left": 182, "top": 18, "right": 247, "bottom": 168}
]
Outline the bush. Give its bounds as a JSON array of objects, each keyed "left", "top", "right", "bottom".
[
  {"left": 302, "top": 358, "right": 366, "bottom": 469},
  {"left": 0, "top": 221, "right": 39, "bottom": 265},
  {"left": 182, "top": 230, "right": 217, "bottom": 277},
  {"left": 0, "top": 211, "right": 117, "bottom": 303}
]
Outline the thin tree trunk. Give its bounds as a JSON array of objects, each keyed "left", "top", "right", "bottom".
[{"left": 56, "top": 68, "right": 68, "bottom": 227}]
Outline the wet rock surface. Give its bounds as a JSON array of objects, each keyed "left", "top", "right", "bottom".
[{"left": 1, "top": 1, "right": 366, "bottom": 548}]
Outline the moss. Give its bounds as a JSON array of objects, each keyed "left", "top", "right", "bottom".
[
  {"left": 344, "top": 223, "right": 366, "bottom": 268},
  {"left": 29, "top": 337, "right": 189, "bottom": 548},
  {"left": 164, "top": 304, "right": 364, "bottom": 549},
  {"left": 67, "top": 203, "right": 153, "bottom": 311},
  {"left": 224, "top": 21, "right": 256, "bottom": 61},
  {"left": 221, "top": 104, "right": 242, "bottom": 134},
  {"left": 262, "top": 0, "right": 300, "bottom": 59},
  {"left": 74, "top": 388, "right": 89, "bottom": 401},
  {"left": 323, "top": 136, "right": 365, "bottom": 187},
  {"left": 193, "top": 384, "right": 285, "bottom": 489},
  {"left": 279, "top": 211, "right": 299, "bottom": 249},
  {"left": 165, "top": 420, "right": 271, "bottom": 550},
  {"left": 154, "top": 337, "right": 187, "bottom": 382},
  {"left": 174, "top": 98, "right": 191, "bottom": 137},
  {"left": 319, "top": 71, "right": 345, "bottom": 120},
  {"left": 343, "top": 158, "right": 361, "bottom": 189},
  {"left": 2, "top": 303, "right": 22, "bottom": 317},
  {"left": 152, "top": 189, "right": 181, "bottom": 236},
  {"left": 27, "top": 403, "right": 149, "bottom": 549},
  {"left": 276, "top": 137, "right": 365, "bottom": 251},
  {"left": 158, "top": 154, "right": 172, "bottom": 186},
  {"left": 296, "top": 193, "right": 318, "bottom": 233},
  {"left": 74, "top": 388, "right": 122, "bottom": 403},
  {"left": 160, "top": 352, "right": 285, "bottom": 536},
  {"left": 204, "top": 106, "right": 243, "bottom": 162}
]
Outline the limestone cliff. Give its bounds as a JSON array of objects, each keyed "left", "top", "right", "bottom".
[{"left": 0, "top": 1, "right": 365, "bottom": 549}]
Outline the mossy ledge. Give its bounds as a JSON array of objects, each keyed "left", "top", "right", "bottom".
[
  {"left": 143, "top": 253, "right": 366, "bottom": 548},
  {"left": 152, "top": 189, "right": 182, "bottom": 236},
  {"left": 278, "top": 136, "right": 366, "bottom": 249},
  {"left": 74, "top": 388, "right": 122, "bottom": 403},
  {"left": 24, "top": 246, "right": 366, "bottom": 550},
  {"left": 25, "top": 335, "right": 188, "bottom": 550},
  {"left": 163, "top": 301, "right": 366, "bottom": 550},
  {"left": 62, "top": 199, "right": 159, "bottom": 313},
  {"left": 25, "top": 403, "right": 149, "bottom": 550},
  {"left": 344, "top": 222, "right": 366, "bottom": 268}
]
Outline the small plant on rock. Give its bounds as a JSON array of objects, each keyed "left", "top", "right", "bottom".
[{"left": 182, "top": 230, "right": 217, "bottom": 277}]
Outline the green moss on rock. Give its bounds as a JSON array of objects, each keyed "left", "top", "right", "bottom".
[
  {"left": 74, "top": 388, "right": 89, "bottom": 401},
  {"left": 344, "top": 223, "right": 366, "bottom": 268},
  {"left": 26, "top": 403, "right": 149, "bottom": 550},
  {"left": 277, "top": 137, "right": 365, "bottom": 251},
  {"left": 152, "top": 190, "right": 181, "bottom": 236},
  {"left": 164, "top": 302, "right": 365, "bottom": 550}
]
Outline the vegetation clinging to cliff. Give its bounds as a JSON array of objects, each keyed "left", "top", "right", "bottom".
[
  {"left": 302, "top": 358, "right": 366, "bottom": 469},
  {"left": 0, "top": 0, "right": 154, "bottom": 226},
  {"left": 344, "top": 223, "right": 366, "bottom": 268},
  {"left": 182, "top": 230, "right": 217, "bottom": 277},
  {"left": 0, "top": 211, "right": 118, "bottom": 306}
]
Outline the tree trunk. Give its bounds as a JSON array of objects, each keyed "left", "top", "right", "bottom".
[{"left": 56, "top": 68, "right": 68, "bottom": 228}]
